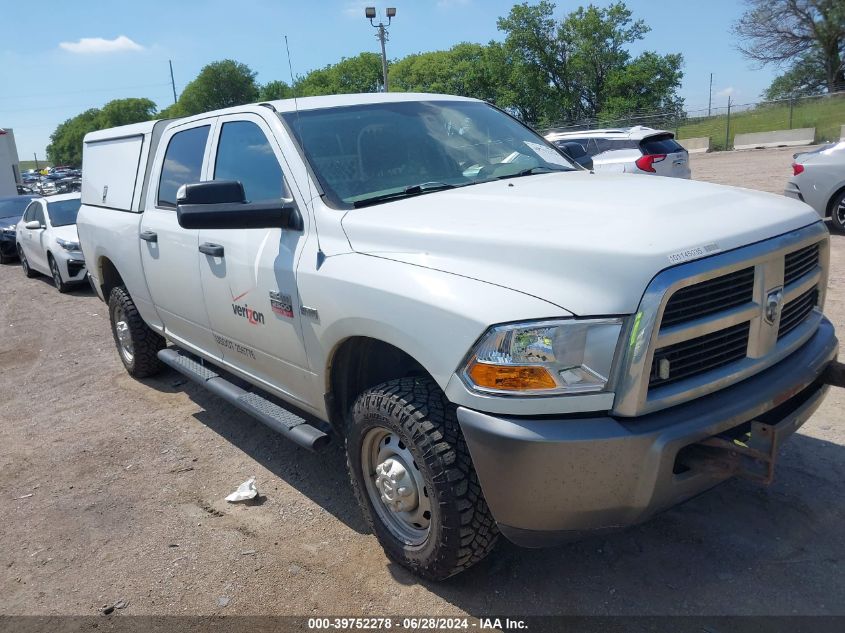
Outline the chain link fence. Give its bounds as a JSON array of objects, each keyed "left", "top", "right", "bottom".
[{"left": 540, "top": 91, "right": 845, "bottom": 151}]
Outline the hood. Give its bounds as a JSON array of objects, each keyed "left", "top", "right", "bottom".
[
  {"left": 51, "top": 224, "right": 79, "bottom": 242},
  {"left": 341, "top": 172, "right": 821, "bottom": 315}
]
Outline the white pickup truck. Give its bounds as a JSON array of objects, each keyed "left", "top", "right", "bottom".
[{"left": 77, "top": 93, "right": 843, "bottom": 580}]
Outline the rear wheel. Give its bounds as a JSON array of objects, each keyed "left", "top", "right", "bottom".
[
  {"left": 18, "top": 246, "right": 36, "bottom": 278},
  {"left": 49, "top": 254, "right": 69, "bottom": 293},
  {"left": 830, "top": 190, "right": 845, "bottom": 234},
  {"left": 346, "top": 377, "right": 498, "bottom": 580},
  {"left": 108, "top": 286, "right": 165, "bottom": 378}
]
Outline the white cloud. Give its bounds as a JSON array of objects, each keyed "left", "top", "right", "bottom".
[
  {"left": 59, "top": 35, "right": 144, "bottom": 54},
  {"left": 716, "top": 86, "right": 736, "bottom": 98}
]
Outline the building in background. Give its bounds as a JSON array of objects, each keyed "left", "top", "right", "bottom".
[{"left": 0, "top": 129, "right": 21, "bottom": 196}]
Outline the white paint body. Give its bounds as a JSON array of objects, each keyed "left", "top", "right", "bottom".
[
  {"left": 16, "top": 193, "right": 87, "bottom": 284},
  {"left": 0, "top": 129, "right": 21, "bottom": 197},
  {"left": 76, "top": 94, "right": 821, "bottom": 421}
]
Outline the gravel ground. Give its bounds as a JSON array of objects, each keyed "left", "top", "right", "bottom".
[{"left": 1, "top": 147, "right": 844, "bottom": 618}]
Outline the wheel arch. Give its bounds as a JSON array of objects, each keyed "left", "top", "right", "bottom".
[
  {"left": 825, "top": 183, "right": 845, "bottom": 219},
  {"left": 97, "top": 256, "right": 125, "bottom": 299},
  {"left": 326, "top": 336, "right": 433, "bottom": 431}
]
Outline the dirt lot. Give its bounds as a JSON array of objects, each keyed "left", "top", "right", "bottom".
[{"left": 1, "top": 147, "right": 844, "bottom": 618}]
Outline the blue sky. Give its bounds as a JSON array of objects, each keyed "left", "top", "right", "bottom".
[{"left": 1, "top": 0, "right": 776, "bottom": 160}]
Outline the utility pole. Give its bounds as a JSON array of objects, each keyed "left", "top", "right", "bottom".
[
  {"left": 708, "top": 73, "right": 713, "bottom": 117},
  {"left": 33, "top": 153, "right": 39, "bottom": 171},
  {"left": 725, "top": 96, "right": 732, "bottom": 150},
  {"left": 169, "top": 60, "right": 178, "bottom": 104},
  {"left": 365, "top": 7, "right": 396, "bottom": 92}
]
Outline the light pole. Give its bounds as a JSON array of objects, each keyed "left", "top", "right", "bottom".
[{"left": 365, "top": 6, "right": 396, "bottom": 92}]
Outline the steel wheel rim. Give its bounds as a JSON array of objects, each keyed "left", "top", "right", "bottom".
[
  {"left": 20, "top": 251, "right": 28, "bottom": 273},
  {"left": 361, "top": 427, "right": 431, "bottom": 546},
  {"left": 836, "top": 198, "right": 845, "bottom": 225},
  {"left": 51, "top": 260, "right": 62, "bottom": 288},
  {"left": 113, "top": 304, "right": 134, "bottom": 364}
]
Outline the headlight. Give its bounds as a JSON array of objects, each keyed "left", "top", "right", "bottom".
[
  {"left": 56, "top": 238, "right": 81, "bottom": 251},
  {"left": 2, "top": 223, "right": 15, "bottom": 233},
  {"left": 462, "top": 318, "right": 624, "bottom": 395}
]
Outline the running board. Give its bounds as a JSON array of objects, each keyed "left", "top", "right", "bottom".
[{"left": 157, "top": 348, "right": 330, "bottom": 452}]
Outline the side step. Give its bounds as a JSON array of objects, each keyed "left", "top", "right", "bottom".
[{"left": 158, "top": 348, "right": 330, "bottom": 452}]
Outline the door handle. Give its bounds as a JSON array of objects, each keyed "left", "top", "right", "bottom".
[
  {"left": 199, "top": 242, "right": 224, "bottom": 257},
  {"left": 139, "top": 230, "right": 158, "bottom": 243}
]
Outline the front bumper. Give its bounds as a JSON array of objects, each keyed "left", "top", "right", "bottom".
[
  {"left": 457, "top": 317, "right": 838, "bottom": 547},
  {"left": 0, "top": 233, "right": 17, "bottom": 257},
  {"left": 54, "top": 249, "right": 87, "bottom": 282}
]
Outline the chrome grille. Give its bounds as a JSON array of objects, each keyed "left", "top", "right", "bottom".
[
  {"left": 784, "top": 243, "right": 819, "bottom": 286},
  {"left": 613, "top": 223, "right": 829, "bottom": 418},
  {"left": 661, "top": 267, "right": 754, "bottom": 328},
  {"left": 650, "top": 322, "right": 750, "bottom": 388},
  {"left": 778, "top": 286, "right": 818, "bottom": 340}
]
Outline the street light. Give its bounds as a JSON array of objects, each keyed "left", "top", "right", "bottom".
[{"left": 365, "top": 6, "right": 396, "bottom": 92}]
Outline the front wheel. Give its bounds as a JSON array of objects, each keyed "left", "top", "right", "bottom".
[
  {"left": 108, "top": 286, "right": 165, "bottom": 378},
  {"left": 49, "top": 255, "right": 69, "bottom": 293},
  {"left": 346, "top": 377, "right": 499, "bottom": 580},
  {"left": 830, "top": 190, "right": 845, "bottom": 234}
]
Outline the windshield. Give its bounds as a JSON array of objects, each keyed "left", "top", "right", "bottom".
[
  {"left": 282, "top": 100, "right": 575, "bottom": 208},
  {"left": 47, "top": 198, "right": 81, "bottom": 227},
  {"left": 0, "top": 197, "right": 35, "bottom": 220}
]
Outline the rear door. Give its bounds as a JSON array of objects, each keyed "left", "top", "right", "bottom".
[
  {"left": 640, "top": 134, "right": 690, "bottom": 178},
  {"left": 198, "top": 113, "right": 312, "bottom": 404},
  {"left": 139, "top": 118, "right": 222, "bottom": 357}
]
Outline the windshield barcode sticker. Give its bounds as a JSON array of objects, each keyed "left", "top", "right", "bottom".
[{"left": 667, "top": 243, "right": 721, "bottom": 265}]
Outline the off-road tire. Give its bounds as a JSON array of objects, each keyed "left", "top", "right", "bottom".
[
  {"left": 48, "top": 254, "right": 69, "bottom": 293},
  {"left": 18, "top": 246, "right": 36, "bottom": 278},
  {"left": 108, "top": 286, "right": 165, "bottom": 378},
  {"left": 346, "top": 377, "right": 499, "bottom": 580},
  {"left": 830, "top": 190, "right": 845, "bottom": 234}
]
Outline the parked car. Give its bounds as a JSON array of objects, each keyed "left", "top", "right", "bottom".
[
  {"left": 551, "top": 140, "right": 594, "bottom": 170},
  {"left": 545, "top": 126, "right": 690, "bottom": 178},
  {"left": 0, "top": 194, "right": 39, "bottom": 263},
  {"left": 785, "top": 141, "right": 845, "bottom": 233},
  {"left": 16, "top": 192, "right": 86, "bottom": 292},
  {"left": 77, "top": 93, "right": 842, "bottom": 580}
]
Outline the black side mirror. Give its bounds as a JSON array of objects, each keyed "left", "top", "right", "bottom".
[{"left": 176, "top": 180, "right": 303, "bottom": 231}]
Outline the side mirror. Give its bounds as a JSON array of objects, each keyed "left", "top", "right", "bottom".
[
  {"left": 175, "top": 180, "right": 303, "bottom": 231},
  {"left": 24, "top": 220, "right": 42, "bottom": 230}
]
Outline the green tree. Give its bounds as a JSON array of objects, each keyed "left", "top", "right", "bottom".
[
  {"left": 174, "top": 59, "right": 259, "bottom": 116},
  {"left": 295, "top": 53, "right": 383, "bottom": 95},
  {"left": 259, "top": 80, "right": 295, "bottom": 101},
  {"left": 389, "top": 43, "right": 501, "bottom": 102},
  {"left": 46, "top": 98, "right": 157, "bottom": 166},
  {"left": 496, "top": 1, "right": 684, "bottom": 125},
  {"left": 735, "top": 0, "right": 845, "bottom": 94},
  {"left": 763, "top": 52, "right": 830, "bottom": 100}
]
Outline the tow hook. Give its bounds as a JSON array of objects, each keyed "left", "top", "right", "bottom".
[
  {"left": 822, "top": 360, "right": 845, "bottom": 389},
  {"left": 679, "top": 360, "right": 845, "bottom": 485}
]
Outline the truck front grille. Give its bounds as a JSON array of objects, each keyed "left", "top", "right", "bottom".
[
  {"left": 613, "top": 225, "right": 829, "bottom": 417},
  {"left": 661, "top": 267, "right": 755, "bottom": 328},
  {"left": 784, "top": 243, "right": 819, "bottom": 286},
  {"left": 778, "top": 286, "right": 819, "bottom": 340},
  {"left": 649, "top": 322, "right": 750, "bottom": 388}
]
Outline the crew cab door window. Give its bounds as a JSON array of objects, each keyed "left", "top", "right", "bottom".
[
  {"left": 213, "top": 121, "right": 288, "bottom": 201},
  {"left": 157, "top": 125, "right": 210, "bottom": 207}
]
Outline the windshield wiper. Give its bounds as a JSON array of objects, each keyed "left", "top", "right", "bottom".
[
  {"left": 496, "top": 166, "right": 571, "bottom": 180},
  {"left": 352, "top": 182, "right": 458, "bottom": 208}
]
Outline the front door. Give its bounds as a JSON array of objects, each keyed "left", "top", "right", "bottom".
[
  {"left": 139, "top": 119, "right": 222, "bottom": 357},
  {"left": 198, "top": 114, "right": 312, "bottom": 405},
  {"left": 20, "top": 200, "right": 49, "bottom": 273}
]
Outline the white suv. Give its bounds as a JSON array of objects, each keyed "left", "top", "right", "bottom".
[{"left": 545, "top": 126, "right": 691, "bottom": 178}]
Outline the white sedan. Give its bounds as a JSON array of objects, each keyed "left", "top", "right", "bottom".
[
  {"left": 785, "top": 142, "right": 845, "bottom": 233},
  {"left": 16, "top": 193, "right": 87, "bottom": 292}
]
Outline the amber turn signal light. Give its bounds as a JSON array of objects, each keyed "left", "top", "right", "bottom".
[{"left": 467, "top": 362, "right": 557, "bottom": 391}]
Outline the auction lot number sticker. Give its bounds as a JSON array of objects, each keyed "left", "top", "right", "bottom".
[{"left": 308, "top": 617, "right": 527, "bottom": 630}]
